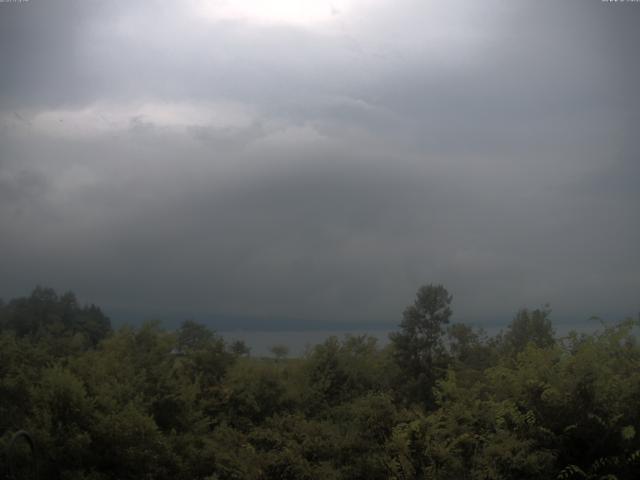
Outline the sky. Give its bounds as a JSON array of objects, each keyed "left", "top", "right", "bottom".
[{"left": 0, "top": 0, "right": 638, "bottom": 331}]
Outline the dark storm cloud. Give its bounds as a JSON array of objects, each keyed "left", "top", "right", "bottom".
[{"left": 0, "top": 0, "right": 638, "bottom": 328}]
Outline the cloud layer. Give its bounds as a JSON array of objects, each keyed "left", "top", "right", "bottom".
[{"left": 1, "top": 0, "right": 638, "bottom": 327}]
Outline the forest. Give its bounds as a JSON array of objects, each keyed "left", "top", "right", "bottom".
[{"left": 1, "top": 285, "right": 639, "bottom": 480}]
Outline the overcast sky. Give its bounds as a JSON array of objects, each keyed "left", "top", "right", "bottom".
[{"left": 0, "top": 0, "right": 638, "bottom": 329}]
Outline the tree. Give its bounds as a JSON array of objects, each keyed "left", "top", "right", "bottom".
[
  {"left": 270, "top": 344, "right": 290, "bottom": 362},
  {"left": 0, "top": 287, "right": 111, "bottom": 352},
  {"left": 176, "top": 319, "right": 213, "bottom": 352},
  {"left": 446, "top": 323, "right": 495, "bottom": 376},
  {"left": 390, "top": 284, "right": 453, "bottom": 405},
  {"left": 503, "top": 306, "right": 555, "bottom": 353},
  {"left": 230, "top": 339, "right": 251, "bottom": 357}
]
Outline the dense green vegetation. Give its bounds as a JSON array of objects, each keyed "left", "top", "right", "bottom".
[{"left": 1, "top": 286, "right": 639, "bottom": 479}]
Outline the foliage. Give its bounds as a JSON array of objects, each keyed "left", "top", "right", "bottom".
[
  {"left": 389, "top": 284, "right": 453, "bottom": 406},
  {"left": 502, "top": 306, "right": 556, "bottom": 354},
  {"left": 1, "top": 286, "right": 638, "bottom": 479}
]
